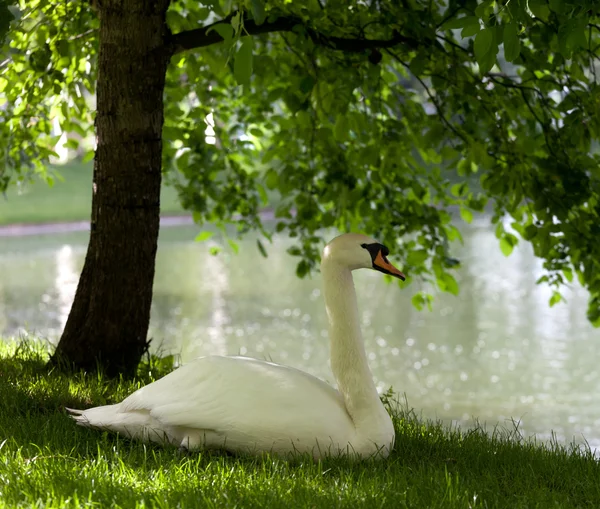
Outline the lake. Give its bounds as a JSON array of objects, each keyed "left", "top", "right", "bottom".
[{"left": 1, "top": 219, "right": 598, "bottom": 451}]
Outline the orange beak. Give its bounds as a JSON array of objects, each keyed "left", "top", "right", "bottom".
[{"left": 374, "top": 251, "right": 406, "bottom": 281}]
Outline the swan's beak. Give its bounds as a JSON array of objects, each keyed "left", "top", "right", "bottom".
[{"left": 373, "top": 251, "right": 406, "bottom": 281}]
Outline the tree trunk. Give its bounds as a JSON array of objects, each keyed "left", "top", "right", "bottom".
[{"left": 50, "top": 0, "right": 172, "bottom": 377}]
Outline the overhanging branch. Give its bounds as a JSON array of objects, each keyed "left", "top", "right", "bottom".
[{"left": 169, "top": 11, "right": 419, "bottom": 55}]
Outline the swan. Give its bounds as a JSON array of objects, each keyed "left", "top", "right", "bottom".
[{"left": 67, "top": 233, "right": 406, "bottom": 459}]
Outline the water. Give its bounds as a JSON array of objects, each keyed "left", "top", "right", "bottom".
[{"left": 1, "top": 221, "right": 599, "bottom": 450}]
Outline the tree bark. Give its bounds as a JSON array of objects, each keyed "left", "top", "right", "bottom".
[{"left": 50, "top": 0, "right": 172, "bottom": 377}]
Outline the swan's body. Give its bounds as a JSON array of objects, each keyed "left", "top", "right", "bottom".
[{"left": 68, "top": 233, "right": 406, "bottom": 459}]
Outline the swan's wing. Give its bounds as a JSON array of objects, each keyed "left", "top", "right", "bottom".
[{"left": 119, "top": 356, "right": 347, "bottom": 433}]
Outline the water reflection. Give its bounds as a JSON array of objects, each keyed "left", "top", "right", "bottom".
[
  {"left": 0, "top": 222, "right": 598, "bottom": 450},
  {"left": 55, "top": 245, "right": 78, "bottom": 331}
]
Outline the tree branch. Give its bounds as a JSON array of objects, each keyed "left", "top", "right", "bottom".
[{"left": 170, "top": 11, "right": 419, "bottom": 55}]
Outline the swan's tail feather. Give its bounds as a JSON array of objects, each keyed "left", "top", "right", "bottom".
[
  {"left": 65, "top": 406, "right": 93, "bottom": 427},
  {"left": 65, "top": 404, "right": 177, "bottom": 445},
  {"left": 65, "top": 407, "right": 85, "bottom": 416}
]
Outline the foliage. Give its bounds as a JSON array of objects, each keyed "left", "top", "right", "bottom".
[
  {"left": 1, "top": 340, "right": 600, "bottom": 508},
  {"left": 2, "top": 0, "right": 600, "bottom": 324},
  {"left": 0, "top": 0, "right": 97, "bottom": 189}
]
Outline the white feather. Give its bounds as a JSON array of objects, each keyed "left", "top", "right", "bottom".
[{"left": 68, "top": 233, "right": 401, "bottom": 459}]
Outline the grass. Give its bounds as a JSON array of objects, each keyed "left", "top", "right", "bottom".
[
  {"left": 0, "top": 161, "right": 186, "bottom": 225},
  {"left": 1, "top": 340, "right": 599, "bottom": 509}
]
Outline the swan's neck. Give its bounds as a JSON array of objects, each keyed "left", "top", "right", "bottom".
[{"left": 321, "top": 261, "right": 385, "bottom": 426}]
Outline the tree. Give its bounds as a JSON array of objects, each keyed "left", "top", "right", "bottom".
[{"left": 1, "top": 0, "right": 599, "bottom": 376}]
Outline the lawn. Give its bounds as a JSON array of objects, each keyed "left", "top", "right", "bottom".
[
  {"left": 0, "top": 340, "right": 599, "bottom": 508},
  {"left": 0, "top": 161, "right": 186, "bottom": 225}
]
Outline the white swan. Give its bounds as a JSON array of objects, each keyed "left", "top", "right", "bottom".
[{"left": 67, "top": 233, "right": 406, "bottom": 459}]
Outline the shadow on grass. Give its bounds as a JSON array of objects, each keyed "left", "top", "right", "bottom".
[{"left": 2, "top": 341, "right": 600, "bottom": 508}]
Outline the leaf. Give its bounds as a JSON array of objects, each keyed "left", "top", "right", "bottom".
[
  {"left": 549, "top": 291, "right": 563, "bottom": 307},
  {"left": 503, "top": 22, "right": 520, "bottom": 62},
  {"left": 442, "top": 16, "right": 478, "bottom": 30},
  {"left": 257, "top": 239, "right": 268, "bottom": 258},
  {"left": 411, "top": 292, "right": 433, "bottom": 311},
  {"left": 528, "top": 0, "right": 550, "bottom": 21},
  {"left": 251, "top": 0, "right": 266, "bottom": 25},
  {"left": 195, "top": 231, "right": 213, "bottom": 242},
  {"left": 407, "top": 249, "right": 428, "bottom": 266},
  {"left": 64, "top": 139, "right": 79, "bottom": 150},
  {"left": 228, "top": 239, "right": 239, "bottom": 254},
  {"left": 474, "top": 28, "right": 493, "bottom": 61},
  {"left": 82, "top": 150, "right": 95, "bottom": 163},
  {"left": 460, "top": 207, "right": 473, "bottom": 224},
  {"left": 206, "top": 23, "right": 234, "bottom": 45},
  {"left": 230, "top": 11, "right": 241, "bottom": 34},
  {"left": 523, "top": 224, "right": 538, "bottom": 240},
  {"left": 499, "top": 234, "right": 518, "bottom": 257},
  {"left": 439, "top": 273, "right": 459, "bottom": 295},
  {"left": 296, "top": 259, "right": 310, "bottom": 278},
  {"left": 475, "top": 0, "right": 494, "bottom": 20},
  {"left": 333, "top": 114, "right": 349, "bottom": 142},
  {"left": 234, "top": 37, "right": 254, "bottom": 87},
  {"left": 461, "top": 19, "right": 481, "bottom": 38},
  {"left": 0, "top": 2, "right": 14, "bottom": 44},
  {"left": 548, "top": 0, "right": 566, "bottom": 14},
  {"left": 264, "top": 168, "right": 278, "bottom": 189}
]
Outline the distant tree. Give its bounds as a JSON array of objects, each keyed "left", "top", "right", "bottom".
[{"left": 1, "top": 0, "right": 598, "bottom": 376}]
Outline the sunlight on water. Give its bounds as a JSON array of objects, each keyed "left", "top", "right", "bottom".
[{"left": 0, "top": 222, "right": 599, "bottom": 451}]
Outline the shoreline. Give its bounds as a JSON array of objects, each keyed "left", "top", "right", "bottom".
[
  {"left": 0, "top": 215, "right": 195, "bottom": 237},
  {"left": 0, "top": 209, "right": 282, "bottom": 238}
]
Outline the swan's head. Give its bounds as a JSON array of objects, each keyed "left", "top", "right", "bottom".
[{"left": 322, "top": 233, "right": 406, "bottom": 280}]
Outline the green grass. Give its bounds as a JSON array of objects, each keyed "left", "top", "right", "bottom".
[
  {"left": 0, "top": 161, "right": 185, "bottom": 225},
  {"left": 1, "top": 340, "right": 599, "bottom": 509}
]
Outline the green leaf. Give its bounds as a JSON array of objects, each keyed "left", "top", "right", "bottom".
[
  {"left": 64, "top": 139, "right": 79, "bottom": 150},
  {"left": 196, "top": 231, "right": 214, "bottom": 242},
  {"left": 499, "top": 234, "right": 518, "bottom": 257},
  {"left": 296, "top": 259, "right": 310, "bottom": 278},
  {"left": 228, "top": 239, "right": 239, "bottom": 254},
  {"left": 411, "top": 292, "right": 433, "bottom": 311},
  {"left": 257, "top": 239, "right": 268, "bottom": 258},
  {"left": 251, "top": 0, "right": 266, "bottom": 25},
  {"left": 439, "top": 273, "right": 459, "bottom": 295},
  {"left": 474, "top": 28, "right": 493, "bottom": 62},
  {"left": 503, "top": 22, "right": 520, "bottom": 62},
  {"left": 475, "top": 0, "right": 494, "bottom": 20},
  {"left": 548, "top": 0, "right": 566, "bottom": 14},
  {"left": 461, "top": 19, "right": 481, "bottom": 38},
  {"left": 333, "top": 114, "right": 349, "bottom": 142},
  {"left": 82, "top": 150, "right": 95, "bottom": 163},
  {"left": 528, "top": 0, "right": 550, "bottom": 21},
  {"left": 230, "top": 11, "right": 241, "bottom": 34},
  {"left": 523, "top": 224, "right": 538, "bottom": 240},
  {"left": 234, "top": 37, "right": 254, "bottom": 87},
  {"left": 500, "top": 237, "right": 513, "bottom": 256},
  {"left": 206, "top": 23, "right": 234, "bottom": 44},
  {"left": 442, "top": 16, "right": 478, "bottom": 30},
  {"left": 0, "top": 2, "right": 15, "bottom": 44},
  {"left": 264, "top": 169, "right": 278, "bottom": 190},
  {"left": 460, "top": 207, "right": 473, "bottom": 224},
  {"left": 549, "top": 291, "right": 563, "bottom": 307},
  {"left": 407, "top": 249, "right": 428, "bottom": 266}
]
